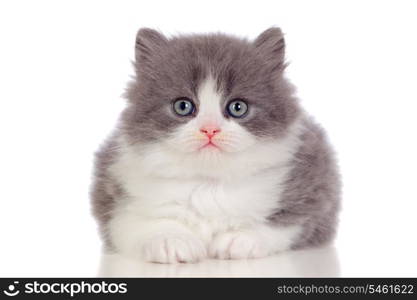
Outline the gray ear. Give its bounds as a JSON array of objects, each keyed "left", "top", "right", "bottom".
[
  {"left": 135, "top": 28, "right": 167, "bottom": 63},
  {"left": 254, "top": 27, "right": 286, "bottom": 70}
]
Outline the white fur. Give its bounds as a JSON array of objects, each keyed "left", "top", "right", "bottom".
[{"left": 108, "top": 77, "right": 304, "bottom": 263}]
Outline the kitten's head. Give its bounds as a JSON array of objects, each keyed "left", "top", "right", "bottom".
[{"left": 122, "top": 28, "right": 300, "bottom": 172}]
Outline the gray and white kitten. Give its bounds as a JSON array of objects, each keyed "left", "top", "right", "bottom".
[{"left": 91, "top": 27, "right": 341, "bottom": 263}]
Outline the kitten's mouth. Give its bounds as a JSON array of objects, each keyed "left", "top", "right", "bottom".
[{"left": 198, "top": 141, "right": 221, "bottom": 151}]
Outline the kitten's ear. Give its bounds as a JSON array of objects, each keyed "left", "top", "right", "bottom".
[
  {"left": 254, "top": 27, "right": 286, "bottom": 71},
  {"left": 135, "top": 28, "right": 167, "bottom": 63}
]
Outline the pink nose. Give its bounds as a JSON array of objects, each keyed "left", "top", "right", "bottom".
[{"left": 200, "top": 126, "right": 221, "bottom": 138}]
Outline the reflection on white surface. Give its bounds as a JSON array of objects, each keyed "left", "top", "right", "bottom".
[{"left": 98, "top": 246, "right": 340, "bottom": 277}]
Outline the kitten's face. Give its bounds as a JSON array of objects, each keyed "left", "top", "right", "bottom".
[
  {"left": 163, "top": 76, "right": 259, "bottom": 155},
  {"left": 124, "top": 28, "right": 298, "bottom": 159}
]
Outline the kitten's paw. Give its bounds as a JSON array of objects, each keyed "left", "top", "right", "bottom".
[
  {"left": 209, "top": 231, "right": 269, "bottom": 260},
  {"left": 141, "top": 234, "right": 207, "bottom": 264}
]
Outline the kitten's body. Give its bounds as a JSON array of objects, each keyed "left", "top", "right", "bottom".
[{"left": 91, "top": 28, "right": 340, "bottom": 263}]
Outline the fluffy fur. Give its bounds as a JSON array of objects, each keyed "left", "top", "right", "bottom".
[{"left": 91, "top": 27, "right": 341, "bottom": 263}]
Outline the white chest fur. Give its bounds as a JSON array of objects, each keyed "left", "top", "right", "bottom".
[{"left": 111, "top": 171, "right": 289, "bottom": 245}]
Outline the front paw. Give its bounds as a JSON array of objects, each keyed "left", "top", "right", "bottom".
[
  {"left": 141, "top": 234, "right": 207, "bottom": 264},
  {"left": 209, "top": 231, "right": 270, "bottom": 260}
]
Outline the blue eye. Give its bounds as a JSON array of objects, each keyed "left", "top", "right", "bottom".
[
  {"left": 227, "top": 99, "right": 248, "bottom": 118},
  {"left": 173, "top": 98, "right": 195, "bottom": 116}
]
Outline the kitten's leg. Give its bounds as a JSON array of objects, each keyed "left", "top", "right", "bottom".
[
  {"left": 109, "top": 212, "right": 207, "bottom": 263},
  {"left": 209, "top": 224, "right": 301, "bottom": 260}
]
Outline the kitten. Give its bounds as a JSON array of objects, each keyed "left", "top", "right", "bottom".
[{"left": 91, "top": 27, "right": 341, "bottom": 263}]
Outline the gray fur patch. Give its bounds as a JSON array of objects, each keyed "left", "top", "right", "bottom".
[{"left": 267, "top": 118, "right": 341, "bottom": 248}]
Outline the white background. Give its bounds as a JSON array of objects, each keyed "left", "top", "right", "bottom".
[{"left": 1, "top": 0, "right": 416, "bottom": 277}]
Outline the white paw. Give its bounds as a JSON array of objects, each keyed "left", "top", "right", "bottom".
[
  {"left": 209, "top": 231, "right": 270, "bottom": 260},
  {"left": 140, "top": 234, "right": 207, "bottom": 264}
]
